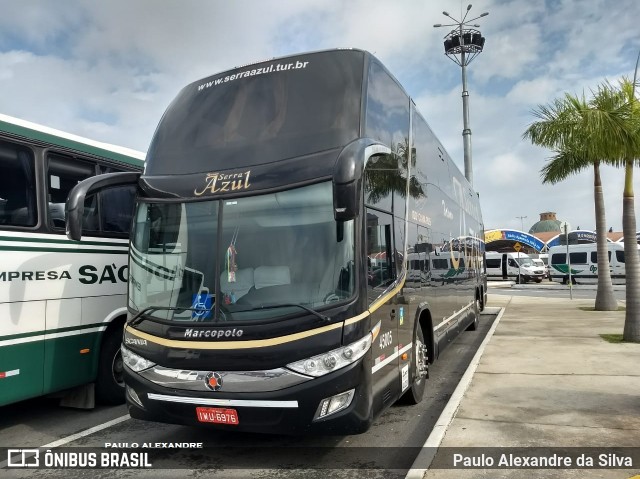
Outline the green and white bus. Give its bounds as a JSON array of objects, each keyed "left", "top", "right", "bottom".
[{"left": 0, "top": 113, "right": 144, "bottom": 407}]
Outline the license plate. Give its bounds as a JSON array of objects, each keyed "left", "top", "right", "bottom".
[{"left": 196, "top": 407, "right": 239, "bottom": 425}]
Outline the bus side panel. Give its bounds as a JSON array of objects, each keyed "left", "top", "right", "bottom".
[
  {"left": 43, "top": 298, "right": 93, "bottom": 394},
  {"left": 0, "top": 301, "right": 46, "bottom": 406},
  {"left": 81, "top": 293, "right": 128, "bottom": 374}
]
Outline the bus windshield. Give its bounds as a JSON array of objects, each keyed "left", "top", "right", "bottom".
[
  {"left": 128, "top": 181, "right": 355, "bottom": 323},
  {"left": 145, "top": 50, "right": 363, "bottom": 175}
]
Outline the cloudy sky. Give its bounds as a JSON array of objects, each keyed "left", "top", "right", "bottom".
[{"left": 1, "top": 0, "right": 639, "bottom": 232}]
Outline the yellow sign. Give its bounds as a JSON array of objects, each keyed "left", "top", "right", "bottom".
[
  {"left": 484, "top": 230, "right": 503, "bottom": 243},
  {"left": 514, "top": 242, "right": 522, "bottom": 252}
]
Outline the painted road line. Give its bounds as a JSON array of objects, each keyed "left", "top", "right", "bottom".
[
  {"left": 405, "top": 304, "right": 507, "bottom": 479},
  {"left": 0, "top": 414, "right": 131, "bottom": 469},
  {"left": 40, "top": 414, "right": 131, "bottom": 448}
]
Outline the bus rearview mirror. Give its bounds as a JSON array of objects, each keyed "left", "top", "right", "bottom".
[
  {"left": 66, "top": 171, "right": 140, "bottom": 241},
  {"left": 333, "top": 181, "right": 357, "bottom": 221}
]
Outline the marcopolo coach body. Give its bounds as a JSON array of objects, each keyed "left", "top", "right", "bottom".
[{"left": 66, "top": 49, "right": 486, "bottom": 434}]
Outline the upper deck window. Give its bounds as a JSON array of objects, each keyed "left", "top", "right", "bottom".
[{"left": 146, "top": 51, "right": 364, "bottom": 175}]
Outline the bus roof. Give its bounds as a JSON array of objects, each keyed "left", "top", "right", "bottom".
[{"left": 0, "top": 113, "right": 146, "bottom": 168}]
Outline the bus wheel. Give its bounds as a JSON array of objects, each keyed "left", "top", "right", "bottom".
[
  {"left": 400, "top": 327, "right": 428, "bottom": 405},
  {"left": 467, "top": 295, "right": 480, "bottom": 331},
  {"left": 96, "top": 329, "right": 126, "bottom": 405}
]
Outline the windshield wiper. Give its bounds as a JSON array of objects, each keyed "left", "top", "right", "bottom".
[
  {"left": 247, "top": 303, "right": 331, "bottom": 322},
  {"left": 128, "top": 305, "right": 224, "bottom": 326}
]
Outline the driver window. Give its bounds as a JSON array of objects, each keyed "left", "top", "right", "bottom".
[{"left": 366, "top": 208, "right": 395, "bottom": 304}]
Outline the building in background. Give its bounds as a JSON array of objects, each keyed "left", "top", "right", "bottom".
[{"left": 485, "top": 211, "right": 632, "bottom": 254}]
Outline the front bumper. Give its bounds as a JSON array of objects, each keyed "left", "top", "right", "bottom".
[{"left": 124, "top": 359, "right": 373, "bottom": 435}]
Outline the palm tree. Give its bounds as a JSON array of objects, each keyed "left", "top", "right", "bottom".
[
  {"left": 364, "top": 137, "right": 424, "bottom": 204},
  {"left": 524, "top": 90, "right": 621, "bottom": 311},
  {"left": 614, "top": 76, "right": 640, "bottom": 342}
]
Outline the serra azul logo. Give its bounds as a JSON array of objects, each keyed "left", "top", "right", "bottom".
[{"left": 0, "top": 264, "right": 128, "bottom": 284}]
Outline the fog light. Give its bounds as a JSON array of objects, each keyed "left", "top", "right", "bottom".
[
  {"left": 126, "top": 385, "right": 143, "bottom": 407},
  {"left": 313, "top": 389, "right": 355, "bottom": 420}
]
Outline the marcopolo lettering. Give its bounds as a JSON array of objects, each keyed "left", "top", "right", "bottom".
[{"left": 184, "top": 328, "right": 244, "bottom": 339}]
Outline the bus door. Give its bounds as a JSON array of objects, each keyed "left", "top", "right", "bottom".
[{"left": 366, "top": 209, "right": 400, "bottom": 405}]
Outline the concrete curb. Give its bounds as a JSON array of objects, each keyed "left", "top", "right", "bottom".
[{"left": 404, "top": 305, "right": 507, "bottom": 479}]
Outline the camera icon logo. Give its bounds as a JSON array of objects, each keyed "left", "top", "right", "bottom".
[{"left": 7, "top": 449, "right": 39, "bottom": 468}]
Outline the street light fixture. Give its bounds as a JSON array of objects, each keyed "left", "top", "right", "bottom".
[
  {"left": 434, "top": 4, "right": 488, "bottom": 186},
  {"left": 516, "top": 215, "right": 527, "bottom": 232}
]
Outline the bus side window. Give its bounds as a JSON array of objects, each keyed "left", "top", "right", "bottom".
[
  {"left": 100, "top": 185, "right": 136, "bottom": 233},
  {"left": 47, "top": 154, "right": 96, "bottom": 230},
  {"left": 0, "top": 140, "right": 37, "bottom": 227},
  {"left": 82, "top": 194, "right": 100, "bottom": 232}
]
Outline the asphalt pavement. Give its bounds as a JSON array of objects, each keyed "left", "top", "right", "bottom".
[{"left": 409, "top": 292, "right": 640, "bottom": 479}]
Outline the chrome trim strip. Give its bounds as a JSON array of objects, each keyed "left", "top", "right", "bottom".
[
  {"left": 433, "top": 301, "right": 473, "bottom": 332},
  {"left": 371, "top": 342, "right": 414, "bottom": 375},
  {"left": 147, "top": 393, "right": 298, "bottom": 408},
  {"left": 399, "top": 343, "right": 413, "bottom": 355},
  {"left": 125, "top": 321, "right": 343, "bottom": 350},
  {"left": 140, "top": 366, "right": 310, "bottom": 393},
  {"left": 372, "top": 346, "right": 399, "bottom": 374},
  {"left": 363, "top": 144, "right": 392, "bottom": 168}
]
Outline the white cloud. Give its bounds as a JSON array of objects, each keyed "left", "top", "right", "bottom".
[{"left": 0, "top": 0, "right": 639, "bottom": 233}]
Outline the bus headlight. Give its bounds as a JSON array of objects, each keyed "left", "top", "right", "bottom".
[
  {"left": 314, "top": 389, "right": 355, "bottom": 420},
  {"left": 286, "top": 332, "right": 372, "bottom": 377},
  {"left": 121, "top": 345, "right": 156, "bottom": 372}
]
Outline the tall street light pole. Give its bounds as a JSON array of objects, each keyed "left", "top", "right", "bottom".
[
  {"left": 434, "top": 4, "right": 488, "bottom": 186},
  {"left": 516, "top": 215, "right": 527, "bottom": 232}
]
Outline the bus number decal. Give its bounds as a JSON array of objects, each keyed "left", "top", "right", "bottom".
[{"left": 379, "top": 331, "right": 393, "bottom": 350}]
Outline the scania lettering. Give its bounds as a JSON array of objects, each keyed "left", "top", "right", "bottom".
[
  {"left": 0, "top": 113, "right": 144, "bottom": 407},
  {"left": 67, "top": 49, "right": 486, "bottom": 434}
]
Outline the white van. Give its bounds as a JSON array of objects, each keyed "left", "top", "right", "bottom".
[
  {"left": 485, "top": 252, "right": 546, "bottom": 283},
  {"left": 548, "top": 243, "right": 630, "bottom": 284},
  {"left": 531, "top": 254, "right": 550, "bottom": 279}
]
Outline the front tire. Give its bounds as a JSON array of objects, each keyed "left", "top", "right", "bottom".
[
  {"left": 95, "top": 328, "right": 126, "bottom": 405},
  {"left": 400, "top": 326, "right": 427, "bottom": 405},
  {"left": 467, "top": 295, "right": 480, "bottom": 331}
]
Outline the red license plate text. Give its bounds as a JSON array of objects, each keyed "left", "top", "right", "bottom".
[{"left": 196, "top": 407, "right": 239, "bottom": 425}]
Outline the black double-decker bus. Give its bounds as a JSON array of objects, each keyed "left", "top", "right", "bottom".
[{"left": 67, "top": 49, "right": 486, "bottom": 434}]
